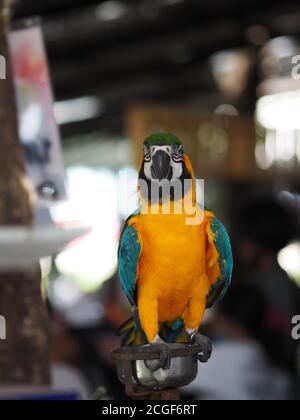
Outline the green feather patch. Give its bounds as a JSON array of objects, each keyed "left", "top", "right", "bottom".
[{"left": 144, "top": 132, "right": 182, "bottom": 147}]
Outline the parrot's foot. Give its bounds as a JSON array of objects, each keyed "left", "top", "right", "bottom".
[
  {"left": 145, "top": 336, "right": 171, "bottom": 372},
  {"left": 190, "top": 331, "right": 212, "bottom": 363}
]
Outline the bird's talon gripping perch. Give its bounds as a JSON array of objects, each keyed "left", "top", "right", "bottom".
[
  {"left": 190, "top": 332, "right": 212, "bottom": 363},
  {"left": 145, "top": 337, "right": 171, "bottom": 372}
]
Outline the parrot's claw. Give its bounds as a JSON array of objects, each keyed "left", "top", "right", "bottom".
[
  {"left": 145, "top": 337, "right": 171, "bottom": 372},
  {"left": 190, "top": 332, "right": 212, "bottom": 363}
]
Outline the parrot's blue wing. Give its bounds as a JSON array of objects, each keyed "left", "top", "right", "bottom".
[
  {"left": 206, "top": 217, "right": 233, "bottom": 308},
  {"left": 118, "top": 211, "right": 142, "bottom": 306}
]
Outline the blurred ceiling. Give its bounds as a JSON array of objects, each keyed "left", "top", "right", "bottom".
[{"left": 12, "top": 0, "right": 300, "bottom": 135}]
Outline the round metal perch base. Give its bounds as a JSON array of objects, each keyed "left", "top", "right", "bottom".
[{"left": 113, "top": 343, "right": 201, "bottom": 399}]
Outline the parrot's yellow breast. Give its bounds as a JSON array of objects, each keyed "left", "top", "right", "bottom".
[{"left": 129, "top": 211, "right": 209, "bottom": 323}]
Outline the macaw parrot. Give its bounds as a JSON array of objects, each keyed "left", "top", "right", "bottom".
[{"left": 118, "top": 132, "right": 233, "bottom": 371}]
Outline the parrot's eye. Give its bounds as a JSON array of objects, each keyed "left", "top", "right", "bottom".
[
  {"left": 172, "top": 145, "right": 184, "bottom": 163},
  {"left": 143, "top": 145, "right": 151, "bottom": 162}
]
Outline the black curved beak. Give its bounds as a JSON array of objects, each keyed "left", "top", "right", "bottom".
[{"left": 151, "top": 150, "right": 171, "bottom": 181}]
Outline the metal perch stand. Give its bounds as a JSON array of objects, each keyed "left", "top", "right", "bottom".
[{"left": 113, "top": 343, "right": 202, "bottom": 400}]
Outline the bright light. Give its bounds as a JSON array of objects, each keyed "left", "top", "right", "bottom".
[
  {"left": 255, "top": 140, "right": 273, "bottom": 170},
  {"left": 257, "top": 90, "right": 300, "bottom": 130},
  {"left": 214, "top": 104, "right": 239, "bottom": 117},
  {"left": 20, "top": 103, "right": 43, "bottom": 141},
  {"left": 51, "top": 164, "right": 141, "bottom": 293},
  {"left": 53, "top": 167, "right": 119, "bottom": 292},
  {"left": 50, "top": 275, "right": 83, "bottom": 309},
  {"left": 95, "top": 1, "right": 128, "bottom": 21},
  {"left": 265, "top": 129, "right": 276, "bottom": 164},
  {"left": 263, "top": 36, "right": 297, "bottom": 59},
  {"left": 40, "top": 256, "right": 52, "bottom": 279},
  {"left": 54, "top": 97, "right": 104, "bottom": 125},
  {"left": 211, "top": 50, "right": 251, "bottom": 99},
  {"left": 276, "top": 130, "right": 296, "bottom": 162},
  {"left": 278, "top": 242, "right": 300, "bottom": 282}
]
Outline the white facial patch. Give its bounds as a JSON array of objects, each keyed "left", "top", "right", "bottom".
[
  {"left": 143, "top": 145, "right": 183, "bottom": 181},
  {"left": 171, "top": 159, "right": 183, "bottom": 180},
  {"left": 151, "top": 145, "right": 172, "bottom": 155},
  {"left": 144, "top": 161, "right": 153, "bottom": 180}
]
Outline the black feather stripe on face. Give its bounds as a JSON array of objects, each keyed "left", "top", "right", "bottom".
[
  {"left": 172, "top": 156, "right": 183, "bottom": 163},
  {"left": 143, "top": 144, "right": 151, "bottom": 162}
]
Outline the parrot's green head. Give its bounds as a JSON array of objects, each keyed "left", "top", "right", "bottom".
[{"left": 139, "top": 132, "right": 194, "bottom": 204}]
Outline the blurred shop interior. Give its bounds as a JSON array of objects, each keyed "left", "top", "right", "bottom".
[{"left": 2, "top": 0, "right": 300, "bottom": 400}]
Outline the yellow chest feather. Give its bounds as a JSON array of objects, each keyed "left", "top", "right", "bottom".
[{"left": 130, "top": 212, "right": 208, "bottom": 322}]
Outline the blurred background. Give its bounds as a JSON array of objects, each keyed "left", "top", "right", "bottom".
[{"left": 6, "top": 0, "right": 300, "bottom": 399}]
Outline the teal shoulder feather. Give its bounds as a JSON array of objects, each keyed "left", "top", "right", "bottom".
[
  {"left": 118, "top": 210, "right": 141, "bottom": 306},
  {"left": 206, "top": 217, "right": 233, "bottom": 308}
]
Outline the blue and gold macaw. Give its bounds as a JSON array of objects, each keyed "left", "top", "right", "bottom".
[{"left": 118, "top": 133, "right": 233, "bottom": 370}]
